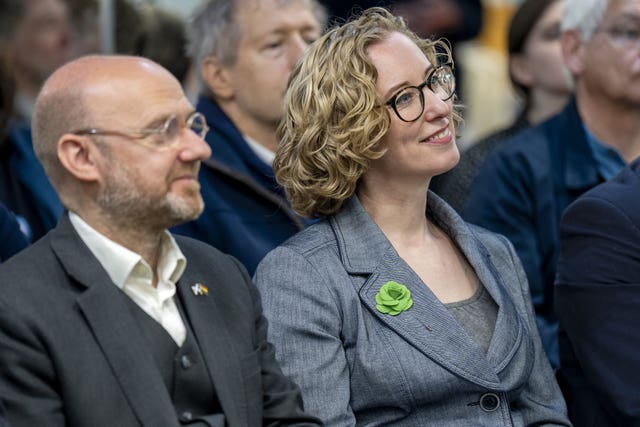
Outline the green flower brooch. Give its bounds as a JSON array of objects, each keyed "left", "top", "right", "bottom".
[{"left": 375, "top": 281, "right": 413, "bottom": 316}]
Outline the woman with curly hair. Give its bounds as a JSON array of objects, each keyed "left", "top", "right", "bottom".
[{"left": 254, "top": 7, "right": 569, "bottom": 426}]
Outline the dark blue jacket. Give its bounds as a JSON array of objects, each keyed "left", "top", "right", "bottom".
[
  {"left": 0, "top": 202, "right": 28, "bottom": 262},
  {"left": 464, "top": 98, "right": 603, "bottom": 369},
  {"left": 0, "top": 123, "right": 63, "bottom": 242},
  {"left": 555, "top": 157, "right": 640, "bottom": 426},
  {"left": 172, "top": 96, "right": 307, "bottom": 275}
]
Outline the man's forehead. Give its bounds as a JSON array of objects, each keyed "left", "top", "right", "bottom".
[
  {"left": 236, "top": 0, "right": 316, "bottom": 20},
  {"left": 603, "top": 0, "right": 640, "bottom": 18},
  {"left": 235, "top": 0, "right": 319, "bottom": 41}
]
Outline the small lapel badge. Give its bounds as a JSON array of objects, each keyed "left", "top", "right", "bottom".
[{"left": 191, "top": 283, "right": 209, "bottom": 296}]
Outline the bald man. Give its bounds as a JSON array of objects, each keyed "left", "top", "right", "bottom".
[{"left": 0, "top": 56, "right": 320, "bottom": 427}]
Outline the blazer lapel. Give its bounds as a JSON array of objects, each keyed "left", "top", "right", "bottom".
[
  {"left": 176, "top": 270, "right": 245, "bottom": 427},
  {"left": 50, "top": 216, "right": 178, "bottom": 427},
  {"left": 454, "top": 228, "right": 526, "bottom": 373},
  {"left": 358, "top": 245, "right": 502, "bottom": 388},
  {"left": 334, "top": 195, "right": 526, "bottom": 389},
  {"left": 428, "top": 193, "right": 528, "bottom": 376}
]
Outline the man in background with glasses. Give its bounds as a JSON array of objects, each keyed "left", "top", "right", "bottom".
[
  {"left": 0, "top": 55, "right": 321, "bottom": 427},
  {"left": 465, "top": 0, "right": 640, "bottom": 372},
  {"left": 173, "top": 0, "right": 326, "bottom": 275}
]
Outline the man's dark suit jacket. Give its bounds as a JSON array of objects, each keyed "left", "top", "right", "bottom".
[
  {"left": 556, "top": 157, "right": 640, "bottom": 426},
  {"left": 0, "top": 215, "right": 320, "bottom": 427}
]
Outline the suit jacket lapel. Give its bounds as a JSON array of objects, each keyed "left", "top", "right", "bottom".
[
  {"left": 176, "top": 269, "right": 245, "bottom": 427},
  {"left": 50, "top": 216, "right": 178, "bottom": 427},
  {"left": 358, "top": 246, "right": 502, "bottom": 387},
  {"left": 334, "top": 195, "right": 526, "bottom": 388},
  {"left": 439, "top": 206, "right": 526, "bottom": 375}
]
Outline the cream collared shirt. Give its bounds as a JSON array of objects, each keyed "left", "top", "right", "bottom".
[{"left": 69, "top": 212, "right": 187, "bottom": 346}]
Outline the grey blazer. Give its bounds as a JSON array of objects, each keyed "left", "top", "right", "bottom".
[
  {"left": 0, "top": 215, "right": 320, "bottom": 427},
  {"left": 255, "top": 194, "right": 570, "bottom": 426}
]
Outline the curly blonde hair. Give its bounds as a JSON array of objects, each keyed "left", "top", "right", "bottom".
[{"left": 275, "top": 7, "right": 456, "bottom": 218}]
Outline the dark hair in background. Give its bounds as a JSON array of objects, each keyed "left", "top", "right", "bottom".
[
  {"left": 507, "top": 0, "right": 558, "bottom": 101},
  {"left": 0, "top": 0, "right": 24, "bottom": 41},
  {"left": 137, "top": 7, "right": 190, "bottom": 83},
  {"left": 0, "top": 47, "right": 15, "bottom": 156}
]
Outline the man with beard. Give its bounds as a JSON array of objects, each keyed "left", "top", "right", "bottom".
[
  {"left": 0, "top": 55, "right": 321, "bottom": 427},
  {"left": 173, "top": 0, "right": 326, "bottom": 275}
]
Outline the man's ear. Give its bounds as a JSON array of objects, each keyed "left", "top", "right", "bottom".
[
  {"left": 201, "top": 56, "right": 234, "bottom": 100},
  {"left": 561, "top": 29, "right": 585, "bottom": 76},
  {"left": 57, "top": 134, "right": 102, "bottom": 183}
]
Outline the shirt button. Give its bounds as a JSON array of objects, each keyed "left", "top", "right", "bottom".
[
  {"left": 181, "top": 355, "right": 192, "bottom": 369},
  {"left": 479, "top": 392, "right": 500, "bottom": 412},
  {"left": 179, "top": 411, "right": 193, "bottom": 422}
]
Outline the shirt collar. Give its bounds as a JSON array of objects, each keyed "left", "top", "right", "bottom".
[
  {"left": 68, "top": 212, "right": 186, "bottom": 289},
  {"left": 583, "top": 124, "right": 627, "bottom": 180},
  {"left": 244, "top": 135, "right": 275, "bottom": 166}
]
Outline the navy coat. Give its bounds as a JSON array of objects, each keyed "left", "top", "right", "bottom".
[
  {"left": 172, "top": 96, "right": 307, "bottom": 275},
  {"left": 0, "top": 202, "right": 28, "bottom": 262},
  {"left": 555, "top": 157, "right": 640, "bottom": 426},
  {"left": 0, "top": 124, "right": 63, "bottom": 241},
  {"left": 464, "top": 97, "right": 604, "bottom": 368}
]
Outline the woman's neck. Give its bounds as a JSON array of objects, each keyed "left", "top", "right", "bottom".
[{"left": 357, "top": 178, "right": 432, "bottom": 245}]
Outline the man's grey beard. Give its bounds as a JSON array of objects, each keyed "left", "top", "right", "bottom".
[{"left": 96, "top": 167, "right": 204, "bottom": 231}]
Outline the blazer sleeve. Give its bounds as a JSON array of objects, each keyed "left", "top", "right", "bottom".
[
  {"left": 497, "top": 234, "right": 570, "bottom": 426},
  {"left": 556, "top": 195, "right": 640, "bottom": 424},
  {"left": 255, "top": 246, "right": 356, "bottom": 427},
  {"left": 0, "top": 294, "right": 65, "bottom": 426},
  {"left": 228, "top": 256, "right": 323, "bottom": 427}
]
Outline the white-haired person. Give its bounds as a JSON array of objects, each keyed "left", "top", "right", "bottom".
[{"left": 465, "top": 0, "right": 640, "bottom": 370}]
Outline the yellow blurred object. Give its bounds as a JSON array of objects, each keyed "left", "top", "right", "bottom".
[{"left": 477, "top": 1, "right": 516, "bottom": 53}]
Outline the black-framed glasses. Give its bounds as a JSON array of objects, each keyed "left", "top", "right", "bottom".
[
  {"left": 71, "top": 111, "right": 210, "bottom": 150},
  {"left": 385, "top": 64, "right": 456, "bottom": 123}
]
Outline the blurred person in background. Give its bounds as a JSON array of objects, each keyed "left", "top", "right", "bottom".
[
  {"left": 0, "top": 0, "right": 66, "bottom": 241},
  {"left": 465, "top": 0, "right": 640, "bottom": 370},
  {"left": 0, "top": 48, "right": 29, "bottom": 260},
  {"left": 137, "top": 6, "right": 192, "bottom": 86},
  {"left": 65, "top": 0, "right": 101, "bottom": 58},
  {"left": 1, "top": 0, "right": 72, "bottom": 125},
  {"left": 174, "top": 0, "right": 326, "bottom": 275},
  {"left": 432, "top": 0, "right": 570, "bottom": 212}
]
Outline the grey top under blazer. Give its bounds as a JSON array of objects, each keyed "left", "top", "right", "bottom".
[
  {"left": 0, "top": 215, "right": 320, "bottom": 427},
  {"left": 254, "top": 194, "right": 570, "bottom": 426}
]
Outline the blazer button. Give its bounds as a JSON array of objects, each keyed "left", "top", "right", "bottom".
[
  {"left": 179, "top": 411, "right": 193, "bottom": 422},
  {"left": 181, "top": 355, "right": 192, "bottom": 369},
  {"left": 479, "top": 392, "right": 500, "bottom": 412}
]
